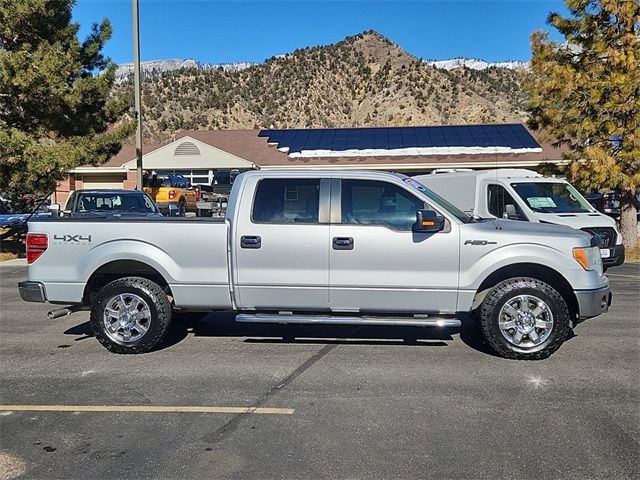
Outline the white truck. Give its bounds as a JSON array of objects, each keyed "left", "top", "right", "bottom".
[
  {"left": 19, "top": 170, "right": 611, "bottom": 360},
  {"left": 414, "top": 169, "right": 624, "bottom": 269}
]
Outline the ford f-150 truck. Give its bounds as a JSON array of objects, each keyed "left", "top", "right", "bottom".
[{"left": 18, "top": 170, "right": 612, "bottom": 359}]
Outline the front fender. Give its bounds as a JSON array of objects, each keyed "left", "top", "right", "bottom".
[{"left": 459, "top": 242, "right": 605, "bottom": 301}]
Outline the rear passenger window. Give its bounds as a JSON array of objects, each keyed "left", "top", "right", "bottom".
[{"left": 252, "top": 179, "right": 320, "bottom": 224}]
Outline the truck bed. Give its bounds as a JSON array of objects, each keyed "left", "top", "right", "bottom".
[{"left": 27, "top": 217, "right": 232, "bottom": 309}]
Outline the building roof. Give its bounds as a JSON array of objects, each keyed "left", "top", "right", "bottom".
[
  {"left": 90, "top": 125, "right": 570, "bottom": 171},
  {"left": 258, "top": 124, "right": 542, "bottom": 157}
]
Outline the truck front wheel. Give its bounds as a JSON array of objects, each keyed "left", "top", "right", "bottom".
[
  {"left": 90, "top": 276, "right": 172, "bottom": 354},
  {"left": 479, "top": 277, "right": 571, "bottom": 360}
]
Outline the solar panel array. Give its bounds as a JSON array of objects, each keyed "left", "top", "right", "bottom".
[{"left": 258, "top": 124, "right": 540, "bottom": 154}]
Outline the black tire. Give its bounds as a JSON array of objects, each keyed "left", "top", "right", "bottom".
[
  {"left": 177, "top": 200, "right": 186, "bottom": 217},
  {"left": 479, "top": 277, "right": 571, "bottom": 360},
  {"left": 90, "top": 276, "right": 172, "bottom": 354}
]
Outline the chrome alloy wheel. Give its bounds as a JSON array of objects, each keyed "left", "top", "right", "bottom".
[
  {"left": 103, "top": 293, "right": 151, "bottom": 344},
  {"left": 498, "top": 295, "right": 554, "bottom": 349}
]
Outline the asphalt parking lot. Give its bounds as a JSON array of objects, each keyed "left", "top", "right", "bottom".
[{"left": 1, "top": 262, "right": 639, "bottom": 480}]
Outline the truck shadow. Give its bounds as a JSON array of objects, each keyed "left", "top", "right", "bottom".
[{"left": 64, "top": 312, "right": 498, "bottom": 356}]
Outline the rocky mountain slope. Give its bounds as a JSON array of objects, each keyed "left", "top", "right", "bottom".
[{"left": 125, "top": 31, "right": 529, "bottom": 140}]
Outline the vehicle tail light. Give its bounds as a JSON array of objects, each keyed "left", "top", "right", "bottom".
[
  {"left": 195, "top": 186, "right": 201, "bottom": 200},
  {"left": 26, "top": 233, "right": 48, "bottom": 264},
  {"left": 168, "top": 190, "right": 176, "bottom": 200}
]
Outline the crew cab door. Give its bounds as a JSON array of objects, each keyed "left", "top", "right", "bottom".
[
  {"left": 329, "top": 178, "right": 460, "bottom": 314},
  {"left": 233, "top": 176, "right": 331, "bottom": 310}
]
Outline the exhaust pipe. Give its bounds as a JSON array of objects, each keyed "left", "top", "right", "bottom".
[{"left": 47, "top": 305, "right": 89, "bottom": 319}]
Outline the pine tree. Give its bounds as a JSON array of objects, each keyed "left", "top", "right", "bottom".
[
  {"left": 0, "top": 0, "right": 132, "bottom": 208},
  {"left": 524, "top": 0, "right": 640, "bottom": 248}
]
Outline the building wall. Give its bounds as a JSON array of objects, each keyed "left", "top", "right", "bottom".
[{"left": 53, "top": 175, "right": 76, "bottom": 207}]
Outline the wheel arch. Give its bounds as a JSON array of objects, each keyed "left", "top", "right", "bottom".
[
  {"left": 83, "top": 260, "right": 173, "bottom": 305},
  {"left": 471, "top": 263, "right": 578, "bottom": 321}
]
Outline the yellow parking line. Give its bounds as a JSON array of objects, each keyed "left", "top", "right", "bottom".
[{"left": 0, "top": 404, "right": 294, "bottom": 415}]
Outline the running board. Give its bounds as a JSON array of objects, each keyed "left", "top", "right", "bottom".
[{"left": 235, "top": 313, "right": 461, "bottom": 328}]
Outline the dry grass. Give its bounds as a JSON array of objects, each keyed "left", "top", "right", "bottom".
[
  {"left": 0, "top": 228, "right": 24, "bottom": 262},
  {"left": 0, "top": 251, "right": 19, "bottom": 262},
  {"left": 625, "top": 243, "right": 640, "bottom": 263}
]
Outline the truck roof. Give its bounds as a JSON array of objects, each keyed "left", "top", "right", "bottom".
[
  {"left": 424, "top": 169, "right": 546, "bottom": 180},
  {"left": 71, "top": 189, "right": 144, "bottom": 194},
  {"left": 418, "top": 168, "right": 566, "bottom": 182}
]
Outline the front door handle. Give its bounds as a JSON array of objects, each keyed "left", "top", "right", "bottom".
[
  {"left": 333, "top": 237, "right": 354, "bottom": 250},
  {"left": 241, "top": 235, "right": 261, "bottom": 249}
]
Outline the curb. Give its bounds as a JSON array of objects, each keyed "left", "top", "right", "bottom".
[{"left": 0, "top": 258, "right": 27, "bottom": 267}]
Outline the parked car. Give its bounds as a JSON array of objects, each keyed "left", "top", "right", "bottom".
[
  {"left": 585, "top": 190, "right": 640, "bottom": 219},
  {"left": 59, "top": 190, "right": 162, "bottom": 218},
  {"left": 196, "top": 169, "right": 248, "bottom": 217},
  {"left": 19, "top": 170, "right": 611, "bottom": 360},
  {"left": 414, "top": 169, "right": 624, "bottom": 269},
  {"left": 0, "top": 197, "right": 53, "bottom": 240},
  {"left": 142, "top": 172, "right": 198, "bottom": 216}
]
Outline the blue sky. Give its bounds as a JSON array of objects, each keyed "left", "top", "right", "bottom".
[{"left": 73, "top": 1, "right": 568, "bottom": 65}]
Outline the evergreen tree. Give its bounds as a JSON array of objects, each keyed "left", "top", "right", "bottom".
[
  {"left": 0, "top": 0, "right": 132, "bottom": 208},
  {"left": 524, "top": 0, "right": 639, "bottom": 248}
]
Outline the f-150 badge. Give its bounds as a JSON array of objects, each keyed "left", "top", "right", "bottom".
[{"left": 464, "top": 239, "right": 497, "bottom": 246}]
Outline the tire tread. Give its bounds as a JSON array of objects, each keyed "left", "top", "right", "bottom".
[{"left": 479, "top": 277, "right": 570, "bottom": 360}]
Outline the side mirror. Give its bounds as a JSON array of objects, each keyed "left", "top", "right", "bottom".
[
  {"left": 414, "top": 210, "right": 445, "bottom": 233},
  {"left": 48, "top": 203, "right": 61, "bottom": 218},
  {"left": 504, "top": 204, "right": 518, "bottom": 220}
]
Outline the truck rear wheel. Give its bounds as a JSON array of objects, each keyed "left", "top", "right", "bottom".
[
  {"left": 90, "top": 276, "right": 172, "bottom": 354},
  {"left": 479, "top": 277, "right": 570, "bottom": 360}
]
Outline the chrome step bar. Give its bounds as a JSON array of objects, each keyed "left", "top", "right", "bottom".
[{"left": 235, "top": 313, "right": 461, "bottom": 328}]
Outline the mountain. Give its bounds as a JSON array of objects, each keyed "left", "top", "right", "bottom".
[
  {"left": 426, "top": 58, "right": 528, "bottom": 71},
  {"left": 114, "top": 59, "right": 254, "bottom": 83},
  {"left": 124, "top": 31, "right": 529, "bottom": 140}
]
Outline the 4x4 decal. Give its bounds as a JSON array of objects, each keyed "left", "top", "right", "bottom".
[{"left": 53, "top": 234, "right": 92, "bottom": 243}]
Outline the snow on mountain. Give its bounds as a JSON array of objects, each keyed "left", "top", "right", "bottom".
[
  {"left": 114, "top": 59, "right": 254, "bottom": 83},
  {"left": 425, "top": 58, "right": 528, "bottom": 71}
]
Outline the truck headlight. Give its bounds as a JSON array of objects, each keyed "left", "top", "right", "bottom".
[{"left": 573, "top": 246, "right": 603, "bottom": 273}]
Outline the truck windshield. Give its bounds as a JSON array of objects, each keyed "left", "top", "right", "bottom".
[
  {"left": 511, "top": 182, "right": 593, "bottom": 214},
  {"left": 402, "top": 177, "right": 472, "bottom": 223}
]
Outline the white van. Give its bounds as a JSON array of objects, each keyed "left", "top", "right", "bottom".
[{"left": 414, "top": 169, "right": 624, "bottom": 268}]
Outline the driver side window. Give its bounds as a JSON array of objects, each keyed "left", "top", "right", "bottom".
[
  {"left": 487, "top": 184, "right": 526, "bottom": 220},
  {"left": 341, "top": 180, "right": 426, "bottom": 230}
]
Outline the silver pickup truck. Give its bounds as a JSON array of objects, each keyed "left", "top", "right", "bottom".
[{"left": 19, "top": 170, "right": 612, "bottom": 359}]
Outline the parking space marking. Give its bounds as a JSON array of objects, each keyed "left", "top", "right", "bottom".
[
  {"left": 0, "top": 405, "right": 294, "bottom": 415},
  {"left": 607, "top": 273, "right": 640, "bottom": 279}
]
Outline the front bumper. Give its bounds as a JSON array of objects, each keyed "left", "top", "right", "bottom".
[
  {"left": 18, "top": 281, "right": 47, "bottom": 303},
  {"left": 575, "top": 285, "right": 612, "bottom": 319},
  {"left": 602, "top": 244, "right": 625, "bottom": 268}
]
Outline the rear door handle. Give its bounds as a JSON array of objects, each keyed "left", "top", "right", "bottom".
[
  {"left": 333, "top": 237, "right": 354, "bottom": 250},
  {"left": 241, "top": 235, "right": 261, "bottom": 249}
]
